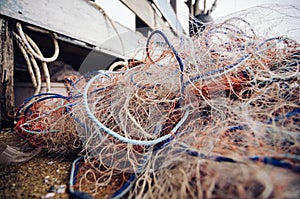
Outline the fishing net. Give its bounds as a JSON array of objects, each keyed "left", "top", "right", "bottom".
[
  {"left": 15, "top": 93, "right": 81, "bottom": 153},
  {"left": 15, "top": 4, "right": 300, "bottom": 199}
]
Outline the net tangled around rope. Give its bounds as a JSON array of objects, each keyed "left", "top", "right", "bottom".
[{"left": 15, "top": 4, "right": 300, "bottom": 199}]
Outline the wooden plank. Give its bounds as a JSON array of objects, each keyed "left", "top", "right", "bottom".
[
  {"left": 0, "top": 18, "right": 14, "bottom": 128},
  {"left": 0, "top": 0, "right": 145, "bottom": 59},
  {"left": 153, "top": 0, "right": 185, "bottom": 35},
  {"left": 170, "top": 0, "right": 177, "bottom": 14},
  {"left": 120, "top": 0, "right": 175, "bottom": 38}
]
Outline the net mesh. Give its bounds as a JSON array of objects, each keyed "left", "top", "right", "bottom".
[{"left": 15, "top": 4, "right": 300, "bottom": 199}]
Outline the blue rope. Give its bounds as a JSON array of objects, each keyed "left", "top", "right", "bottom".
[
  {"left": 16, "top": 93, "right": 69, "bottom": 117},
  {"left": 184, "top": 36, "right": 294, "bottom": 89},
  {"left": 110, "top": 174, "right": 137, "bottom": 199},
  {"left": 249, "top": 156, "right": 300, "bottom": 172},
  {"left": 69, "top": 156, "right": 94, "bottom": 199},
  {"left": 69, "top": 156, "right": 84, "bottom": 193},
  {"left": 146, "top": 30, "right": 185, "bottom": 99},
  {"left": 184, "top": 53, "right": 251, "bottom": 87},
  {"left": 69, "top": 156, "right": 137, "bottom": 199},
  {"left": 185, "top": 147, "right": 300, "bottom": 172},
  {"left": 110, "top": 111, "right": 191, "bottom": 198},
  {"left": 255, "top": 36, "right": 286, "bottom": 51},
  {"left": 83, "top": 71, "right": 190, "bottom": 146},
  {"left": 146, "top": 30, "right": 184, "bottom": 72},
  {"left": 23, "top": 95, "right": 69, "bottom": 116}
]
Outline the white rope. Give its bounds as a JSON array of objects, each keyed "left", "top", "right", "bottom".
[
  {"left": 13, "top": 32, "right": 42, "bottom": 94},
  {"left": 14, "top": 22, "right": 60, "bottom": 93},
  {"left": 108, "top": 61, "right": 127, "bottom": 71},
  {"left": 16, "top": 22, "right": 59, "bottom": 63},
  {"left": 25, "top": 34, "right": 51, "bottom": 92}
]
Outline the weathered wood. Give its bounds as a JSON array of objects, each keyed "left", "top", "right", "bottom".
[
  {"left": 120, "top": 0, "right": 175, "bottom": 38},
  {"left": 0, "top": 0, "right": 145, "bottom": 59},
  {"left": 170, "top": 0, "right": 177, "bottom": 14},
  {"left": 0, "top": 18, "right": 14, "bottom": 128},
  {"left": 153, "top": 0, "right": 185, "bottom": 35}
]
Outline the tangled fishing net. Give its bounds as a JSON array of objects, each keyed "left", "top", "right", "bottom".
[
  {"left": 15, "top": 4, "right": 300, "bottom": 199},
  {"left": 15, "top": 93, "right": 81, "bottom": 153}
]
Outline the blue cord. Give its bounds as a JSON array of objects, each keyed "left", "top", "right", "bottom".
[
  {"left": 69, "top": 156, "right": 94, "bottom": 199},
  {"left": 69, "top": 156, "right": 137, "bottom": 199},
  {"left": 109, "top": 110, "right": 190, "bottom": 198},
  {"left": 146, "top": 30, "right": 184, "bottom": 72},
  {"left": 184, "top": 36, "right": 294, "bottom": 89},
  {"left": 16, "top": 93, "right": 69, "bottom": 117},
  {"left": 185, "top": 147, "right": 300, "bottom": 172},
  {"left": 249, "top": 156, "right": 300, "bottom": 172},
  {"left": 146, "top": 30, "right": 185, "bottom": 99},
  {"left": 69, "top": 156, "right": 84, "bottom": 193},
  {"left": 23, "top": 95, "right": 69, "bottom": 115},
  {"left": 255, "top": 36, "right": 286, "bottom": 51},
  {"left": 82, "top": 67, "right": 190, "bottom": 146},
  {"left": 83, "top": 74, "right": 190, "bottom": 145},
  {"left": 110, "top": 174, "right": 137, "bottom": 199},
  {"left": 184, "top": 53, "right": 251, "bottom": 87}
]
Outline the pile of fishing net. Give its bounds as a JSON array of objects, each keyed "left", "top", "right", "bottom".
[
  {"left": 15, "top": 4, "right": 300, "bottom": 199},
  {"left": 15, "top": 93, "right": 81, "bottom": 153}
]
